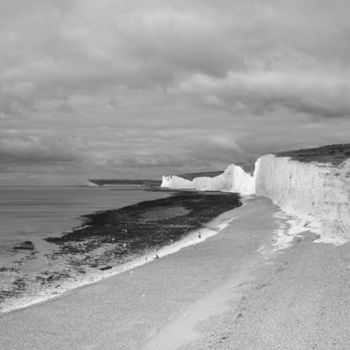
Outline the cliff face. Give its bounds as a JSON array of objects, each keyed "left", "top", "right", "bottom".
[
  {"left": 161, "top": 152, "right": 350, "bottom": 244},
  {"left": 161, "top": 163, "right": 255, "bottom": 195},
  {"left": 255, "top": 155, "right": 350, "bottom": 244}
]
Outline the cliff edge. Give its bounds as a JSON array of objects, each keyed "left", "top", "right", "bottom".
[{"left": 161, "top": 144, "right": 350, "bottom": 244}]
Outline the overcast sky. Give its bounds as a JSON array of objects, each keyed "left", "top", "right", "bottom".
[{"left": 1, "top": 0, "right": 350, "bottom": 185}]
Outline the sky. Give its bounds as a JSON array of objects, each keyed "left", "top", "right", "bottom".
[{"left": 1, "top": 0, "right": 350, "bottom": 185}]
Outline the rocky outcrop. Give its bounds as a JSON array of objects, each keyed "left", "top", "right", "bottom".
[{"left": 14, "top": 241, "right": 35, "bottom": 250}]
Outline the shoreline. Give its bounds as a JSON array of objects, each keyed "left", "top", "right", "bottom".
[
  {"left": 1, "top": 207, "right": 238, "bottom": 314},
  {"left": 0, "top": 196, "right": 277, "bottom": 349},
  {"left": 3, "top": 196, "right": 347, "bottom": 349},
  {"left": 0, "top": 191, "right": 241, "bottom": 314}
]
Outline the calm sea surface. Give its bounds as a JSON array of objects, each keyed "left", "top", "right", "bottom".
[{"left": 0, "top": 186, "right": 168, "bottom": 255}]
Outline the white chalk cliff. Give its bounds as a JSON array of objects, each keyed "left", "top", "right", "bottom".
[
  {"left": 161, "top": 164, "right": 255, "bottom": 195},
  {"left": 161, "top": 154, "right": 350, "bottom": 244},
  {"left": 255, "top": 155, "right": 350, "bottom": 244}
]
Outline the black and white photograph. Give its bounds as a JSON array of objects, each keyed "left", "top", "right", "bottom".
[{"left": 0, "top": 1, "right": 350, "bottom": 349}]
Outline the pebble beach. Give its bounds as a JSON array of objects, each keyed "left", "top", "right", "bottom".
[{"left": 3, "top": 196, "right": 348, "bottom": 349}]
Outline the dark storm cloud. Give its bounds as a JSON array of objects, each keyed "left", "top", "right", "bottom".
[{"left": 1, "top": 0, "right": 350, "bottom": 184}]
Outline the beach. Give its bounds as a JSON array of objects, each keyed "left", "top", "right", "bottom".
[
  {"left": 1, "top": 196, "right": 350, "bottom": 349},
  {"left": 187, "top": 236, "right": 350, "bottom": 350},
  {"left": 0, "top": 190, "right": 240, "bottom": 313}
]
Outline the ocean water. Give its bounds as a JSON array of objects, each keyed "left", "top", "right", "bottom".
[
  {"left": 0, "top": 186, "right": 168, "bottom": 255},
  {"left": 0, "top": 186, "right": 169, "bottom": 311}
]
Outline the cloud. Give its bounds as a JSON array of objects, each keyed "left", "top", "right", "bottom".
[
  {"left": 0, "top": 135, "right": 85, "bottom": 164},
  {"left": 0, "top": 0, "right": 350, "bottom": 184},
  {"left": 174, "top": 70, "right": 350, "bottom": 118}
]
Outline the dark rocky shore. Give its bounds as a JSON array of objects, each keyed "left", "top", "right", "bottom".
[{"left": 46, "top": 191, "right": 241, "bottom": 269}]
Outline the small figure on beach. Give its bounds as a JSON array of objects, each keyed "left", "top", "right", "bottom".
[
  {"left": 198, "top": 233, "right": 202, "bottom": 239},
  {"left": 155, "top": 254, "right": 159, "bottom": 259}
]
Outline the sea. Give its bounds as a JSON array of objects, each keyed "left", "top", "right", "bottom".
[{"left": 0, "top": 186, "right": 169, "bottom": 312}]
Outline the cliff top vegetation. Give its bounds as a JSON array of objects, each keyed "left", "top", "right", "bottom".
[{"left": 277, "top": 144, "right": 350, "bottom": 165}]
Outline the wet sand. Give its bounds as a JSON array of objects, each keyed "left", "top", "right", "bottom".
[{"left": 1, "top": 196, "right": 349, "bottom": 349}]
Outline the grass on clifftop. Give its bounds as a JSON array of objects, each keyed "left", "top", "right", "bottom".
[
  {"left": 178, "top": 171, "right": 224, "bottom": 180},
  {"left": 276, "top": 143, "right": 350, "bottom": 165}
]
